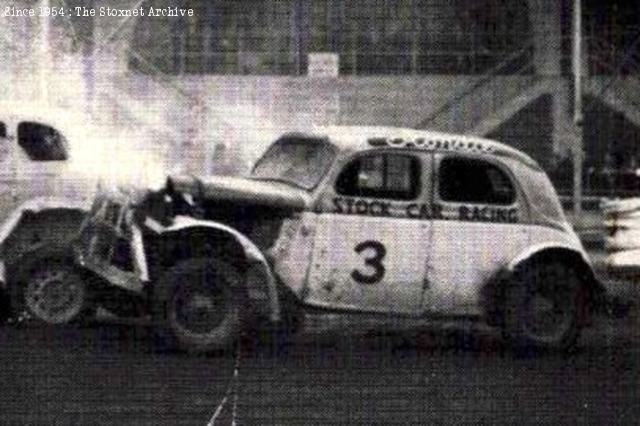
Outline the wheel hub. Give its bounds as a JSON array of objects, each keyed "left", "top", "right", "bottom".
[
  {"left": 525, "top": 292, "right": 571, "bottom": 341},
  {"left": 186, "top": 294, "right": 215, "bottom": 312},
  {"left": 25, "top": 267, "right": 84, "bottom": 324},
  {"left": 174, "top": 290, "right": 227, "bottom": 335},
  {"left": 531, "top": 295, "right": 554, "bottom": 316}
]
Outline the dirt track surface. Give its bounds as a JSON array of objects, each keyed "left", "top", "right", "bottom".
[{"left": 1, "top": 311, "right": 639, "bottom": 425}]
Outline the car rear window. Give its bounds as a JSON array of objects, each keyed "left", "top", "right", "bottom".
[
  {"left": 438, "top": 156, "right": 516, "bottom": 205},
  {"left": 518, "top": 165, "right": 566, "bottom": 224},
  {"left": 17, "top": 121, "right": 68, "bottom": 161}
]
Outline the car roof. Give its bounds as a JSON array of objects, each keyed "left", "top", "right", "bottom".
[
  {"left": 295, "top": 125, "right": 541, "bottom": 169},
  {"left": 0, "top": 102, "right": 94, "bottom": 139},
  {"left": 0, "top": 102, "right": 79, "bottom": 124}
]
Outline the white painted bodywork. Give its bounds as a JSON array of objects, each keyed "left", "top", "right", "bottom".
[
  {"left": 428, "top": 222, "right": 586, "bottom": 315},
  {"left": 170, "top": 175, "right": 310, "bottom": 210},
  {"left": 265, "top": 127, "right": 592, "bottom": 318},
  {"left": 269, "top": 214, "right": 317, "bottom": 298},
  {"left": 276, "top": 216, "right": 585, "bottom": 318},
  {"left": 306, "top": 214, "right": 430, "bottom": 314}
]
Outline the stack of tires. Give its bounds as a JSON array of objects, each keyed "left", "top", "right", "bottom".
[{"left": 603, "top": 198, "right": 640, "bottom": 273}]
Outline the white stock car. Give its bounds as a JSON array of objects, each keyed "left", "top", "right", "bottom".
[
  {"left": 12, "top": 126, "right": 608, "bottom": 352},
  {"left": 0, "top": 106, "right": 97, "bottom": 321}
]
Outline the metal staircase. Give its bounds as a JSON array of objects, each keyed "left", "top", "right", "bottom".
[
  {"left": 584, "top": 35, "right": 640, "bottom": 128},
  {"left": 416, "top": 42, "right": 545, "bottom": 136}
]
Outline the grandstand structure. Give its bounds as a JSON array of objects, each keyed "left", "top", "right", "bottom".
[{"left": 1, "top": 0, "right": 639, "bottom": 205}]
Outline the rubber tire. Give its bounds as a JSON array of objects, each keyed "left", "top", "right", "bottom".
[
  {"left": 14, "top": 256, "right": 96, "bottom": 326},
  {"left": 503, "top": 262, "right": 583, "bottom": 353},
  {"left": 152, "top": 258, "right": 245, "bottom": 354},
  {"left": 12, "top": 248, "right": 94, "bottom": 326}
]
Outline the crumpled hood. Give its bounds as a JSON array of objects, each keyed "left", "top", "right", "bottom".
[{"left": 169, "top": 174, "right": 310, "bottom": 211}]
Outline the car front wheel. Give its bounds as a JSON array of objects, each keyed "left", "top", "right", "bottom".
[
  {"left": 152, "top": 258, "right": 245, "bottom": 354},
  {"left": 504, "top": 262, "right": 584, "bottom": 352}
]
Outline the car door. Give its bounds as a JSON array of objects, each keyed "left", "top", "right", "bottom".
[
  {"left": 306, "top": 150, "right": 432, "bottom": 315},
  {"left": 426, "top": 153, "right": 530, "bottom": 315}
]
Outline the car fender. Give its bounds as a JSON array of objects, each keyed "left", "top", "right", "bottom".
[
  {"left": 507, "top": 242, "right": 592, "bottom": 272},
  {"left": 481, "top": 241, "right": 601, "bottom": 327},
  {"left": 506, "top": 241, "right": 600, "bottom": 290},
  {"left": 154, "top": 215, "right": 281, "bottom": 322},
  {"left": 0, "top": 197, "right": 90, "bottom": 288}
]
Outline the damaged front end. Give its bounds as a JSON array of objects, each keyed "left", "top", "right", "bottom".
[{"left": 164, "top": 174, "right": 310, "bottom": 253}]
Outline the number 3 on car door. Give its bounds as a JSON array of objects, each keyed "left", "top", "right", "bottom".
[
  {"left": 307, "top": 151, "right": 432, "bottom": 314},
  {"left": 352, "top": 240, "right": 386, "bottom": 285}
]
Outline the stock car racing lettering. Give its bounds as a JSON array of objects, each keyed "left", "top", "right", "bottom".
[
  {"left": 406, "top": 203, "right": 444, "bottom": 220},
  {"left": 333, "top": 197, "right": 391, "bottom": 217},
  {"left": 458, "top": 205, "right": 518, "bottom": 223}
]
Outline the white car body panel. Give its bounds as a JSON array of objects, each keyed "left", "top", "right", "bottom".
[
  {"left": 306, "top": 213, "right": 430, "bottom": 314},
  {"left": 508, "top": 228, "right": 589, "bottom": 269},
  {"left": 427, "top": 222, "right": 586, "bottom": 315},
  {"left": 427, "top": 221, "right": 529, "bottom": 315},
  {"left": 270, "top": 214, "right": 317, "bottom": 298}
]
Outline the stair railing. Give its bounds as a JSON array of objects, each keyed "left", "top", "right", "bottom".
[
  {"left": 417, "top": 41, "right": 536, "bottom": 133},
  {"left": 586, "top": 33, "right": 640, "bottom": 108}
]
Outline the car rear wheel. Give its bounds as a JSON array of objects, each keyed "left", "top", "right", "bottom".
[
  {"left": 152, "top": 258, "right": 245, "bottom": 354},
  {"left": 504, "top": 262, "right": 584, "bottom": 352},
  {"left": 20, "top": 258, "right": 91, "bottom": 325}
]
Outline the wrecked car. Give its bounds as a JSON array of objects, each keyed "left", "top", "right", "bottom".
[
  {"left": 0, "top": 103, "right": 169, "bottom": 322},
  {"left": 0, "top": 105, "right": 94, "bottom": 321},
  {"left": 9, "top": 126, "right": 609, "bottom": 352}
]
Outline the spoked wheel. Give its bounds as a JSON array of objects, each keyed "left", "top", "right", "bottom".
[
  {"left": 504, "top": 262, "right": 584, "bottom": 352},
  {"left": 153, "top": 258, "right": 244, "bottom": 354},
  {"left": 22, "top": 259, "right": 89, "bottom": 325}
]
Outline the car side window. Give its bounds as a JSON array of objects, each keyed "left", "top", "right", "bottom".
[
  {"left": 336, "top": 153, "right": 420, "bottom": 200},
  {"left": 17, "top": 121, "right": 68, "bottom": 161},
  {"left": 438, "top": 156, "right": 515, "bottom": 205}
]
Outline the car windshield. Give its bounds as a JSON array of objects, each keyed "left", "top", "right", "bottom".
[{"left": 250, "top": 137, "right": 337, "bottom": 190}]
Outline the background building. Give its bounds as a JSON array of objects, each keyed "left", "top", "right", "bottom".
[{"left": 1, "top": 0, "right": 639, "bottom": 207}]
